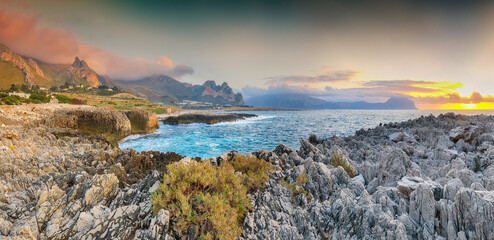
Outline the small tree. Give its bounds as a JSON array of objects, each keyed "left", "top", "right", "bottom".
[{"left": 9, "top": 84, "right": 18, "bottom": 92}]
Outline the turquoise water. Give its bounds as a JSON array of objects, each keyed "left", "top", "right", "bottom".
[{"left": 120, "top": 110, "right": 494, "bottom": 158}]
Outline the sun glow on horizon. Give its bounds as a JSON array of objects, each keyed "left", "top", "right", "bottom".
[{"left": 417, "top": 102, "right": 494, "bottom": 110}]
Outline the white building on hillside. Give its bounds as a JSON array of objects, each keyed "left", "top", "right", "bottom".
[{"left": 8, "top": 92, "right": 31, "bottom": 99}]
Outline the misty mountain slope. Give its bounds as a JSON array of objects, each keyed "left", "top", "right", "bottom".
[{"left": 246, "top": 94, "right": 417, "bottom": 109}]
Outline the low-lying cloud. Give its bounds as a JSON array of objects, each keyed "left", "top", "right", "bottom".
[
  {"left": 266, "top": 68, "right": 358, "bottom": 85},
  {"left": 0, "top": 9, "right": 193, "bottom": 79}
]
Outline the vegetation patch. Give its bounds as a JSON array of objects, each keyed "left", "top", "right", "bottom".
[
  {"left": 56, "top": 94, "right": 72, "bottom": 103},
  {"left": 151, "top": 154, "right": 273, "bottom": 240},
  {"left": 330, "top": 151, "right": 355, "bottom": 178},
  {"left": 280, "top": 173, "right": 312, "bottom": 203}
]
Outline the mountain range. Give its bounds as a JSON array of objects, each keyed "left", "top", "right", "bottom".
[
  {"left": 245, "top": 94, "right": 417, "bottom": 109},
  {"left": 1, "top": 42, "right": 417, "bottom": 109},
  {"left": 0, "top": 43, "right": 244, "bottom": 106},
  {"left": 116, "top": 76, "right": 244, "bottom": 106}
]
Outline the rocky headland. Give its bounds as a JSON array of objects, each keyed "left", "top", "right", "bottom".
[
  {"left": 1, "top": 107, "right": 494, "bottom": 239},
  {"left": 162, "top": 113, "right": 257, "bottom": 125}
]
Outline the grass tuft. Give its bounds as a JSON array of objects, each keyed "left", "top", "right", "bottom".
[{"left": 330, "top": 151, "right": 355, "bottom": 178}]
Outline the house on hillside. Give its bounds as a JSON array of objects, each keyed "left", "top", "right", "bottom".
[{"left": 8, "top": 92, "right": 31, "bottom": 99}]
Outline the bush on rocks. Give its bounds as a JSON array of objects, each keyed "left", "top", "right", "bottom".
[
  {"left": 151, "top": 155, "right": 272, "bottom": 240},
  {"left": 230, "top": 154, "right": 274, "bottom": 192}
]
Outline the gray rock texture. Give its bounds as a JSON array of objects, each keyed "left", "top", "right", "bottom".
[
  {"left": 2, "top": 106, "right": 494, "bottom": 240},
  {"left": 243, "top": 113, "right": 494, "bottom": 240}
]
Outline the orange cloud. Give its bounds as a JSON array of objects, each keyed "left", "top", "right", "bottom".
[{"left": 0, "top": 8, "right": 193, "bottom": 79}]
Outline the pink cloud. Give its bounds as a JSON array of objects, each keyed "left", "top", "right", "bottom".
[{"left": 0, "top": 9, "right": 192, "bottom": 79}]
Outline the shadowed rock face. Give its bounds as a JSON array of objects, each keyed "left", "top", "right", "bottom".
[
  {"left": 46, "top": 108, "right": 159, "bottom": 142},
  {"left": 162, "top": 113, "right": 257, "bottom": 125},
  {"left": 125, "top": 110, "right": 159, "bottom": 134},
  {"left": 47, "top": 108, "right": 132, "bottom": 142}
]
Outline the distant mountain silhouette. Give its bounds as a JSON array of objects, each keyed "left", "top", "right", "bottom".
[
  {"left": 117, "top": 76, "right": 244, "bottom": 106},
  {"left": 246, "top": 94, "right": 417, "bottom": 109}
]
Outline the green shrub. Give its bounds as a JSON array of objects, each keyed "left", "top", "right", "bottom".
[
  {"left": 230, "top": 154, "right": 274, "bottom": 192},
  {"left": 474, "top": 156, "right": 482, "bottom": 172},
  {"left": 56, "top": 95, "right": 72, "bottom": 103},
  {"left": 330, "top": 151, "right": 355, "bottom": 178},
  {"left": 151, "top": 155, "right": 272, "bottom": 239},
  {"left": 4, "top": 98, "right": 14, "bottom": 105},
  {"left": 280, "top": 173, "right": 312, "bottom": 202},
  {"left": 108, "top": 101, "right": 117, "bottom": 105},
  {"left": 28, "top": 93, "right": 50, "bottom": 103},
  {"left": 296, "top": 174, "right": 309, "bottom": 186}
]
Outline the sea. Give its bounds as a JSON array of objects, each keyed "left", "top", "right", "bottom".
[{"left": 119, "top": 110, "right": 494, "bottom": 159}]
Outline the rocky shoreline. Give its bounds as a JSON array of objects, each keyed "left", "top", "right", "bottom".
[
  {"left": 162, "top": 113, "right": 257, "bottom": 125},
  {"left": 1, "top": 107, "right": 494, "bottom": 239}
]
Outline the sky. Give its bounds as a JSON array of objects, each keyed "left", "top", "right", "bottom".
[{"left": 1, "top": 0, "right": 494, "bottom": 109}]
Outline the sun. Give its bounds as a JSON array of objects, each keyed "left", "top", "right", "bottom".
[
  {"left": 418, "top": 102, "right": 494, "bottom": 110},
  {"left": 460, "top": 103, "right": 478, "bottom": 110}
]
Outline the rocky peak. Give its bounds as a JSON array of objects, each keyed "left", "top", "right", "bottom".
[
  {"left": 66, "top": 56, "right": 101, "bottom": 87},
  {"left": 72, "top": 56, "right": 89, "bottom": 68},
  {"left": 200, "top": 80, "right": 243, "bottom": 105},
  {"left": 203, "top": 80, "right": 217, "bottom": 89}
]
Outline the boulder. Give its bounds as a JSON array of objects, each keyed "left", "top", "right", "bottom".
[{"left": 125, "top": 110, "right": 159, "bottom": 134}]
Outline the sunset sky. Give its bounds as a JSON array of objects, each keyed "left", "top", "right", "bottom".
[{"left": 1, "top": 0, "right": 494, "bottom": 109}]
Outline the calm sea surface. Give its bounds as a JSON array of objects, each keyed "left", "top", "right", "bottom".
[{"left": 120, "top": 110, "right": 494, "bottom": 158}]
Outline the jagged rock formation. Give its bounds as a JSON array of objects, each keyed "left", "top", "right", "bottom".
[
  {"left": 2, "top": 107, "right": 494, "bottom": 239},
  {"left": 243, "top": 113, "right": 494, "bottom": 239},
  {"left": 65, "top": 57, "right": 101, "bottom": 87},
  {"left": 117, "top": 76, "right": 245, "bottom": 106},
  {"left": 0, "top": 105, "right": 179, "bottom": 239}
]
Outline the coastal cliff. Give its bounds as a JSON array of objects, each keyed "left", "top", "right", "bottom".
[{"left": 1, "top": 107, "right": 494, "bottom": 239}]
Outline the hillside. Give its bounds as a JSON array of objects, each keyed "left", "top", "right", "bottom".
[
  {"left": 117, "top": 76, "right": 245, "bottom": 106},
  {"left": 0, "top": 43, "right": 122, "bottom": 89},
  {"left": 246, "top": 94, "right": 417, "bottom": 109}
]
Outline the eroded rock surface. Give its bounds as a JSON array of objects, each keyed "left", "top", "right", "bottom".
[
  {"left": 3, "top": 107, "right": 494, "bottom": 240},
  {"left": 243, "top": 113, "right": 494, "bottom": 240}
]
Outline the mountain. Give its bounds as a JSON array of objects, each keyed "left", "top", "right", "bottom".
[
  {"left": 0, "top": 43, "right": 125, "bottom": 89},
  {"left": 116, "top": 76, "right": 244, "bottom": 106},
  {"left": 246, "top": 94, "right": 417, "bottom": 109}
]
